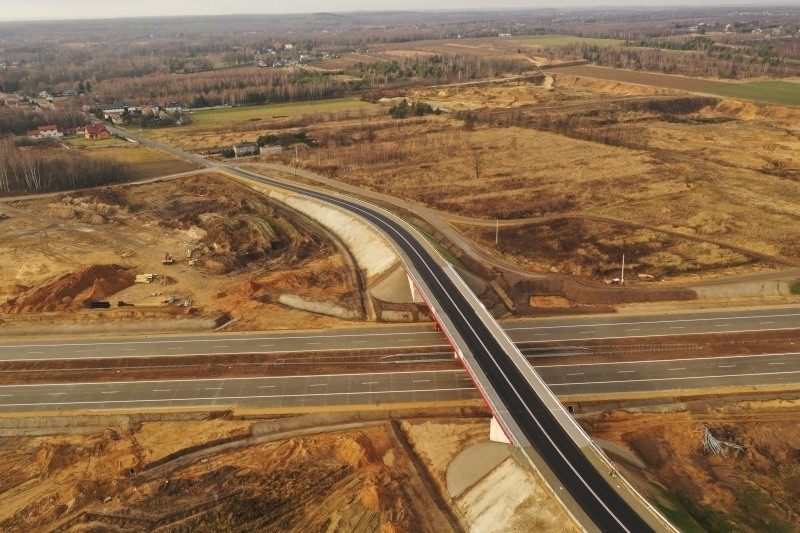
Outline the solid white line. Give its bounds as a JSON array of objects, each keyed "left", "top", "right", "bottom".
[
  {"left": 668, "top": 367, "right": 685, "bottom": 371},
  {"left": 27, "top": 351, "right": 44, "bottom": 354},
  {"left": 551, "top": 369, "right": 800, "bottom": 387},
  {"left": 360, "top": 381, "right": 379, "bottom": 385},
  {"left": 541, "top": 351, "right": 800, "bottom": 368},
  {"left": 718, "top": 364, "right": 735, "bottom": 368},
  {"left": 566, "top": 372, "right": 584, "bottom": 376},
  {"left": 0, "top": 330, "right": 444, "bottom": 349},
  {"left": 760, "top": 321, "right": 775, "bottom": 325},
  {"left": 0, "top": 369, "right": 465, "bottom": 390},
  {"left": 617, "top": 370, "right": 635, "bottom": 374},
  {"left": 0, "top": 386, "right": 477, "bottom": 408},
  {"left": 308, "top": 383, "right": 327, "bottom": 387},
  {"left": 0, "top": 344, "right": 453, "bottom": 363},
  {"left": 507, "top": 312, "right": 800, "bottom": 332},
  {"left": 769, "top": 362, "right": 786, "bottom": 366}
]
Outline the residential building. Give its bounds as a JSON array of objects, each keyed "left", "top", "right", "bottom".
[{"left": 26, "top": 125, "right": 63, "bottom": 140}]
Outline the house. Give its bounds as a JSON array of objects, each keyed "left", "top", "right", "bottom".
[
  {"left": 101, "top": 103, "right": 141, "bottom": 119},
  {"left": 84, "top": 123, "right": 111, "bottom": 139},
  {"left": 165, "top": 102, "right": 183, "bottom": 112},
  {"left": 232, "top": 142, "right": 260, "bottom": 157},
  {"left": 26, "top": 125, "right": 63, "bottom": 140}
]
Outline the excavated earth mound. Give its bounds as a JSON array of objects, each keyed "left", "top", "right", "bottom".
[{"left": 1, "top": 264, "right": 134, "bottom": 313}]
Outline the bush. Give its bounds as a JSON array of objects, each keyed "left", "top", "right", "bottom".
[{"left": 790, "top": 279, "right": 800, "bottom": 295}]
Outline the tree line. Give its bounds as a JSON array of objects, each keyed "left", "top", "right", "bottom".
[{"left": 0, "top": 139, "right": 130, "bottom": 194}]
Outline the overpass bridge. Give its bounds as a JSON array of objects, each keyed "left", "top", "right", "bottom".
[{"left": 108, "top": 126, "right": 673, "bottom": 532}]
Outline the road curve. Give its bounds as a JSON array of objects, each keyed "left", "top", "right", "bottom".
[{"left": 106, "top": 126, "right": 656, "bottom": 532}]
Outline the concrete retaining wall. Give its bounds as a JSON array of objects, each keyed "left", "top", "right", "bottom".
[{"left": 268, "top": 189, "right": 399, "bottom": 280}]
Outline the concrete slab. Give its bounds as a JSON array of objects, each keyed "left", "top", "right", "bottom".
[{"left": 446, "top": 440, "right": 513, "bottom": 498}]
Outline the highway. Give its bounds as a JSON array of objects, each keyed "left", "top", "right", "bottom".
[
  {"left": 1, "top": 307, "right": 798, "bottom": 361},
  {"left": 2, "top": 351, "right": 798, "bottom": 413},
  {"left": 106, "top": 126, "right": 656, "bottom": 531}
]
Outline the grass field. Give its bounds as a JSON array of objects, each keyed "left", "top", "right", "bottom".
[
  {"left": 514, "top": 35, "right": 625, "bottom": 47},
  {"left": 700, "top": 80, "right": 800, "bottom": 107},
  {"left": 65, "top": 137, "right": 128, "bottom": 148},
  {"left": 190, "top": 98, "right": 375, "bottom": 125}
]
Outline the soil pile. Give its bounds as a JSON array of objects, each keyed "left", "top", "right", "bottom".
[{"left": 2, "top": 264, "right": 134, "bottom": 313}]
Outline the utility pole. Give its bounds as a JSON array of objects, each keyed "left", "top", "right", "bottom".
[
  {"left": 495, "top": 219, "right": 499, "bottom": 245},
  {"left": 294, "top": 146, "right": 298, "bottom": 176},
  {"left": 621, "top": 253, "right": 625, "bottom": 284}
]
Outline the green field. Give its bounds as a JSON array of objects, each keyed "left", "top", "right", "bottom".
[
  {"left": 513, "top": 35, "right": 625, "bottom": 47},
  {"left": 700, "top": 80, "right": 800, "bottom": 107},
  {"left": 190, "top": 98, "right": 375, "bottom": 125},
  {"left": 65, "top": 136, "right": 126, "bottom": 148}
]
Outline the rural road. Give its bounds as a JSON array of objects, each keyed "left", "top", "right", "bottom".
[
  {"left": 2, "top": 351, "right": 799, "bottom": 413},
  {"left": 2, "top": 307, "right": 798, "bottom": 361}
]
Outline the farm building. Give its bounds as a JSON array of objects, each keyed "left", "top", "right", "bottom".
[{"left": 233, "top": 142, "right": 260, "bottom": 157}]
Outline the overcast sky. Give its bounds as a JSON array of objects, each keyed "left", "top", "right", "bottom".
[{"left": 1, "top": 1, "right": 798, "bottom": 22}]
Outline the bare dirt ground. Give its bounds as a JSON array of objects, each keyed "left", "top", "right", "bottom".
[
  {"left": 0, "top": 413, "right": 461, "bottom": 532},
  {"left": 581, "top": 395, "right": 800, "bottom": 532},
  {"left": 0, "top": 173, "right": 363, "bottom": 334}
]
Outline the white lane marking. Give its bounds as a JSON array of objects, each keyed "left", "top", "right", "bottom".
[
  {"left": 0, "top": 330, "right": 441, "bottom": 350},
  {"left": 714, "top": 324, "right": 727, "bottom": 327},
  {"left": 625, "top": 329, "right": 641, "bottom": 332},
  {"left": 259, "top": 344, "right": 274, "bottom": 348},
  {"left": 306, "top": 342, "right": 322, "bottom": 345},
  {"left": 152, "top": 389, "right": 172, "bottom": 392},
  {"left": 534, "top": 333, "right": 550, "bottom": 336},
  {"left": 413, "top": 379, "right": 431, "bottom": 383},
  {"left": 760, "top": 321, "right": 775, "bottom": 325},
  {"left": 0, "top": 386, "right": 478, "bottom": 408},
  {"left": 360, "top": 381, "right": 379, "bottom": 385},
  {"left": 167, "top": 347, "right": 183, "bottom": 350},
  {"left": 257, "top": 385, "right": 275, "bottom": 389},
  {"left": 668, "top": 367, "right": 685, "bottom": 371},
  {"left": 121, "top": 348, "right": 136, "bottom": 351},
  {"left": 580, "top": 330, "right": 596, "bottom": 334},
  {"left": 0, "top": 394, "right": 12, "bottom": 397},
  {"left": 670, "top": 326, "right": 685, "bottom": 329},
  {"left": 308, "top": 383, "right": 327, "bottom": 387},
  {"left": 27, "top": 351, "right": 44, "bottom": 355},
  {"left": 551, "top": 369, "right": 800, "bottom": 387},
  {"left": 565, "top": 372, "right": 584, "bottom": 376},
  {"left": 541, "top": 351, "right": 800, "bottom": 368},
  {"left": 74, "top": 350, "right": 90, "bottom": 353},
  {"left": 213, "top": 345, "right": 229, "bottom": 348},
  {"left": 0, "top": 369, "right": 465, "bottom": 390},
  {"left": 353, "top": 341, "right": 368, "bottom": 344},
  {"left": 507, "top": 311, "right": 800, "bottom": 332},
  {"left": 205, "top": 387, "right": 222, "bottom": 390},
  {"left": 718, "top": 364, "right": 736, "bottom": 368},
  {"left": 769, "top": 362, "right": 786, "bottom": 366},
  {"left": 48, "top": 392, "right": 66, "bottom": 395},
  {"left": 617, "top": 370, "right": 635, "bottom": 374},
  {"left": 100, "top": 391, "right": 118, "bottom": 394}
]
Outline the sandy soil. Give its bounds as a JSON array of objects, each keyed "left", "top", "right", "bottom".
[
  {"left": 0, "top": 413, "right": 468, "bottom": 532},
  {"left": 582, "top": 397, "right": 800, "bottom": 532},
  {"left": 0, "top": 173, "right": 363, "bottom": 333}
]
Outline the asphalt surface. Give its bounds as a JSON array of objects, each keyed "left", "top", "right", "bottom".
[
  {"left": 2, "top": 307, "right": 798, "bottom": 361},
  {"left": 4, "top": 352, "right": 798, "bottom": 413},
  {"left": 100, "top": 127, "right": 653, "bottom": 531}
]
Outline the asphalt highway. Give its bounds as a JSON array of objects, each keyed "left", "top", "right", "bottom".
[
  {"left": 95, "top": 129, "right": 653, "bottom": 531},
  {"left": 3, "top": 352, "right": 798, "bottom": 413},
  {"left": 1, "top": 307, "right": 798, "bottom": 361}
]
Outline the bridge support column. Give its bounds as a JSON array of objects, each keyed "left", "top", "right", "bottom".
[
  {"left": 406, "top": 273, "right": 425, "bottom": 304},
  {"left": 489, "top": 416, "right": 511, "bottom": 444}
]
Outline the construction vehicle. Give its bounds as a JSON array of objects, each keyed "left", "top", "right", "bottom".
[
  {"left": 162, "top": 252, "right": 175, "bottom": 265},
  {"left": 0, "top": 213, "right": 8, "bottom": 221}
]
